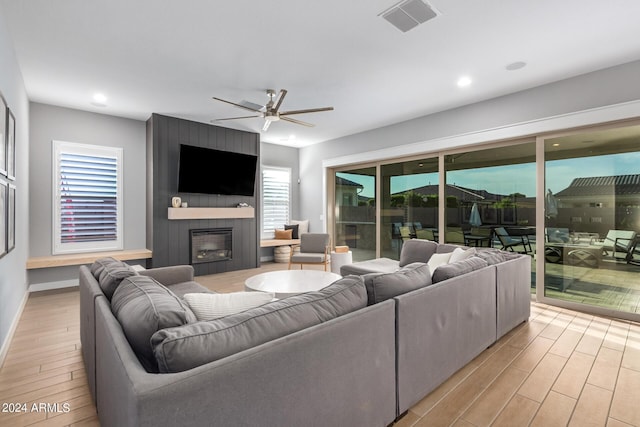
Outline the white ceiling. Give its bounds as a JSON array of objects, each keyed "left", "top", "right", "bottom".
[{"left": 2, "top": 0, "right": 640, "bottom": 147}]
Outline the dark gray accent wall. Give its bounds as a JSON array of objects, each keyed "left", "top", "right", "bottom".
[{"left": 147, "top": 114, "right": 260, "bottom": 275}]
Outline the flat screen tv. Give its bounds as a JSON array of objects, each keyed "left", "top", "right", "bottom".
[{"left": 177, "top": 144, "right": 258, "bottom": 196}]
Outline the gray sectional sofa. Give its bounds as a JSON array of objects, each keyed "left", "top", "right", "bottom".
[
  {"left": 79, "top": 238, "right": 530, "bottom": 426},
  {"left": 80, "top": 259, "right": 396, "bottom": 427},
  {"left": 342, "top": 239, "right": 531, "bottom": 414}
]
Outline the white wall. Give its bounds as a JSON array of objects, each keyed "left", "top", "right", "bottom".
[
  {"left": 299, "top": 60, "right": 640, "bottom": 232},
  {"left": 0, "top": 9, "right": 30, "bottom": 364}
]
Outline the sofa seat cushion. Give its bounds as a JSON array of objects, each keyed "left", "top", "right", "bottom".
[
  {"left": 432, "top": 257, "right": 489, "bottom": 283},
  {"left": 183, "top": 292, "right": 275, "bottom": 321},
  {"left": 399, "top": 239, "right": 438, "bottom": 267},
  {"left": 340, "top": 257, "right": 399, "bottom": 276},
  {"left": 167, "top": 280, "right": 215, "bottom": 298},
  {"left": 90, "top": 257, "right": 138, "bottom": 300},
  {"left": 111, "top": 275, "right": 197, "bottom": 373},
  {"left": 151, "top": 275, "right": 367, "bottom": 373},
  {"left": 363, "top": 262, "right": 432, "bottom": 305}
]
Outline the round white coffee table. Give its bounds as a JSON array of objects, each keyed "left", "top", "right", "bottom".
[{"left": 245, "top": 270, "right": 342, "bottom": 299}]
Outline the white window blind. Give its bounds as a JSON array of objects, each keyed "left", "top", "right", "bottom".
[
  {"left": 262, "top": 167, "right": 290, "bottom": 238},
  {"left": 53, "top": 141, "right": 123, "bottom": 254}
]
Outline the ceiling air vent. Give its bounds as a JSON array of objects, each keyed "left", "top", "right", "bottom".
[{"left": 380, "top": 0, "right": 438, "bottom": 33}]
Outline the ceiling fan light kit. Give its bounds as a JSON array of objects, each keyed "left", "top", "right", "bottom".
[{"left": 212, "top": 89, "right": 334, "bottom": 131}]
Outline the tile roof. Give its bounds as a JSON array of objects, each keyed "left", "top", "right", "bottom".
[{"left": 555, "top": 174, "right": 640, "bottom": 197}]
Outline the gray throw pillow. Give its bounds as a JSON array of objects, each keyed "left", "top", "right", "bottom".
[
  {"left": 432, "top": 257, "right": 488, "bottom": 283},
  {"left": 364, "top": 262, "right": 432, "bottom": 305},
  {"left": 151, "top": 275, "right": 367, "bottom": 373},
  {"left": 111, "top": 275, "right": 197, "bottom": 373},
  {"left": 399, "top": 239, "right": 438, "bottom": 267},
  {"left": 90, "top": 257, "right": 138, "bottom": 300},
  {"left": 284, "top": 224, "right": 299, "bottom": 239}
]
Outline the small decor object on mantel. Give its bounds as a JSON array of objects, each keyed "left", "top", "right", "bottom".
[
  {"left": 171, "top": 197, "right": 182, "bottom": 208},
  {"left": 237, "top": 202, "right": 251, "bottom": 208},
  {"left": 181, "top": 202, "right": 188, "bottom": 208}
]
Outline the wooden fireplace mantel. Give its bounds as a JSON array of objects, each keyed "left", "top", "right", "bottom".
[{"left": 167, "top": 207, "right": 255, "bottom": 220}]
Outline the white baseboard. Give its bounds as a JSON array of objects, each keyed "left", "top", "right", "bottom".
[
  {"left": 28, "top": 279, "right": 79, "bottom": 293},
  {"left": 0, "top": 289, "right": 29, "bottom": 369}
]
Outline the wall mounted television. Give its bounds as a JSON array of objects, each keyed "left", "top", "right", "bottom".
[{"left": 177, "top": 144, "right": 258, "bottom": 196}]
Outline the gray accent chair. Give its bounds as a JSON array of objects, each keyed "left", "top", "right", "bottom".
[{"left": 289, "top": 232, "right": 331, "bottom": 270}]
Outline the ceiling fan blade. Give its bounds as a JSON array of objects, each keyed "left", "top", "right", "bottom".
[
  {"left": 272, "top": 89, "right": 288, "bottom": 112},
  {"left": 279, "top": 106, "right": 334, "bottom": 116},
  {"left": 281, "top": 116, "right": 315, "bottom": 127},
  {"left": 211, "top": 115, "right": 262, "bottom": 122},
  {"left": 212, "top": 97, "right": 262, "bottom": 113},
  {"left": 262, "top": 119, "right": 272, "bottom": 131}
]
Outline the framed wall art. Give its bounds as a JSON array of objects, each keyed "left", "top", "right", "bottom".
[
  {"left": 0, "top": 178, "right": 7, "bottom": 259},
  {"left": 0, "top": 94, "right": 6, "bottom": 177},
  {"left": 7, "top": 109, "right": 15, "bottom": 180},
  {"left": 8, "top": 183, "right": 15, "bottom": 252}
]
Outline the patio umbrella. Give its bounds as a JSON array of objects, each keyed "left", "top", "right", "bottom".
[
  {"left": 545, "top": 189, "right": 558, "bottom": 219},
  {"left": 469, "top": 202, "right": 482, "bottom": 227}
]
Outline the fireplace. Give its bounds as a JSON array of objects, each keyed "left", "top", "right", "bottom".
[{"left": 190, "top": 228, "right": 232, "bottom": 264}]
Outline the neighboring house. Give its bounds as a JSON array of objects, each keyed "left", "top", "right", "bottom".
[
  {"left": 335, "top": 176, "right": 364, "bottom": 207},
  {"left": 555, "top": 174, "right": 640, "bottom": 208},
  {"left": 553, "top": 174, "right": 640, "bottom": 234}
]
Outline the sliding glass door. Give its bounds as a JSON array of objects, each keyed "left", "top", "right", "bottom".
[
  {"left": 444, "top": 141, "right": 537, "bottom": 288},
  {"left": 334, "top": 166, "right": 376, "bottom": 262},
  {"left": 541, "top": 123, "right": 640, "bottom": 317},
  {"left": 380, "top": 157, "right": 438, "bottom": 259},
  {"left": 328, "top": 120, "right": 640, "bottom": 320}
]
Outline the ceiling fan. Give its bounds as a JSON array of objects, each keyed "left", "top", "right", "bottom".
[{"left": 211, "top": 89, "right": 334, "bottom": 131}]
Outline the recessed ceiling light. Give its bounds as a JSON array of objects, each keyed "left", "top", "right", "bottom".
[
  {"left": 93, "top": 93, "right": 107, "bottom": 103},
  {"left": 457, "top": 76, "right": 472, "bottom": 88},
  {"left": 552, "top": 143, "right": 560, "bottom": 147},
  {"left": 505, "top": 61, "right": 527, "bottom": 71}
]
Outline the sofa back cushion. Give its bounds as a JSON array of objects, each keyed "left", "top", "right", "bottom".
[
  {"left": 90, "top": 257, "right": 138, "bottom": 300},
  {"left": 111, "top": 275, "right": 197, "bottom": 373},
  {"left": 363, "top": 262, "right": 432, "bottom": 305},
  {"left": 399, "top": 239, "right": 438, "bottom": 267},
  {"left": 432, "top": 257, "right": 489, "bottom": 283},
  {"left": 151, "top": 276, "right": 367, "bottom": 373},
  {"left": 436, "top": 243, "right": 468, "bottom": 254},
  {"left": 474, "top": 248, "right": 521, "bottom": 265}
]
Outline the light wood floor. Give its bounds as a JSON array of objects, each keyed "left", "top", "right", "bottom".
[{"left": 0, "top": 262, "right": 638, "bottom": 426}]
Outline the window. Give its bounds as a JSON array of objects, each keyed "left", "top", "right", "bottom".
[
  {"left": 52, "top": 141, "right": 123, "bottom": 254},
  {"left": 262, "top": 167, "right": 290, "bottom": 239}
]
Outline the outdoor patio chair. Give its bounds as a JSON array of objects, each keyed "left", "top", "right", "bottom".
[
  {"left": 494, "top": 227, "right": 532, "bottom": 254},
  {"left": 289, "top": 233, "right": 331, "bottom": 271},
  {"left": 415, "top": 228, "right": 435, "bottom": 241},
  {"left": 545, "top": 227, "right": 570, "bottom": 243},
  {"left": 399, "top": 226, "right": 412, "bottom": 241},
  {"left": 598, "top": 229, "right": 637, "bottom": 260}
]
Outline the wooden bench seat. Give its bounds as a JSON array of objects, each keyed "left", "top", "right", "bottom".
[
  {"left": 26, "top": 249, "right": 152, "bottom": 269},
  {"left": 260, "top": 239, "right": 301, "bottom": 248}
]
